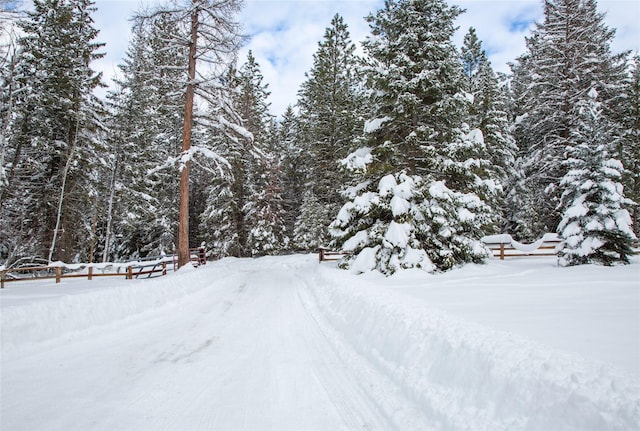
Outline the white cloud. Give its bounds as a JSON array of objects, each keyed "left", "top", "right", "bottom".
[{"left": 89, "top": 0, "right": 639, "bottom": 114}]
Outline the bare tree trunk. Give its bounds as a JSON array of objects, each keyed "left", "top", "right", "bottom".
[
  {"left": 48, "top": 141, "right": 76, "bottom": 264},
  {"left": 102, "top": 152, "right": 119, "bottom": 263},
  {"left": 178, "top": 4, "right": 199, "bottom": 268}
]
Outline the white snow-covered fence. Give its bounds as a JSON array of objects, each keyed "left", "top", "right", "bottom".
[{"left": 482, "top": 233, "right": 564, "bottom": 260}]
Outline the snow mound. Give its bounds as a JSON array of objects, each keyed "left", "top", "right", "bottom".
[{"left": 305, "top": 266, "right": 640, "bottom": 430}]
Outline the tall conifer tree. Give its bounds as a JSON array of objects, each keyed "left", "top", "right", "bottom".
[
  {"left": 295, "top": 14, "right": 362, "bottom": 248},
  {"left": 511, "top": 0, "right": 627, "bottom": 236},
  {"left": 1, "top": 0, "right": 105, "bottom": 263}
]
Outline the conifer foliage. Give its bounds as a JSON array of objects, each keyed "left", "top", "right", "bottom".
[
  {"left": 511, "top": 0, "right": 628, "bottom": 236},
  {"left": 1, "top": 0, "right": 105, "bottom": 263},
  {"left": 0, "top": 0, "right": 636, "bottom": 273},
  {"left": 557, "top": 89, "right": 636, "bottom": 266},
  {"left": 330, "top": 0, "right": 493, "bottom": 274}
]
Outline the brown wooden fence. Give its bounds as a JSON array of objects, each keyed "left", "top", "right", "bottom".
[{"left": 1, "top": 247, "right": 207, "bottom": 288}]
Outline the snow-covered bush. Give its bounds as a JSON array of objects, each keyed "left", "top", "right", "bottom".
[{"left": 330, "top": 172, "right": 490, "bottom": 275}]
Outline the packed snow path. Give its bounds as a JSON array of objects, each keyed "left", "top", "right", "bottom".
[
  {"left": 2, "top": 259, "right": 400, "bottom": 430},
  {"left": 2, "top": 255, "right": 638, "bottom": 430}
]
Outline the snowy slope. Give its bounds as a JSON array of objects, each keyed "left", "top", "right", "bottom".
[{"left": 1, "top": 255, "right": 638, "bottom": 430}]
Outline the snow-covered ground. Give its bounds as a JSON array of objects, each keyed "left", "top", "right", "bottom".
[{"left": 1, "top": 255, "right": 638, "bottom": 430}]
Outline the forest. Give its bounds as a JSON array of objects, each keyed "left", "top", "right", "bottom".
[{"left": 0, "top": 0, "right": 638, "bottom": 273}]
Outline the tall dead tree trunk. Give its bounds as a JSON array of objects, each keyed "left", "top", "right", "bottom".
[{"left": 178, "top": 4, "right": 199, "bottom": 268}]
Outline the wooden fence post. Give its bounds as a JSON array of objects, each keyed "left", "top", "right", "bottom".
[
  {"left": 500, "top": 243, "right": 505, "bottom": 260},
  {"left": 55, "top": 267, "right": 61, "bottom": 284},
  {"left": 1, "top": 271, "right": 5, "bottom": 289},
  {"left": 88, "top": 266, "right": 93, "bottom": 281},
  {"left": 127, "top": 265, "right": 133, "bottom": 280},
  {"left": 162, "top": 261, "right": 167, "bottom": 276}
]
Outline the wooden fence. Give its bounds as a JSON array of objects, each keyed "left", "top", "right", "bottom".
[
  {"left": 319, "top": 234, "right": 571, "bottom": 263},
  {"left": 318, "top": 247, "right": 350, "bottom": 263},
  {"left": 481, "top": 234, "right": 564, "bottom": 260},
  {"left": 1, "top": 247, "right": 207, "bottom": 288}
]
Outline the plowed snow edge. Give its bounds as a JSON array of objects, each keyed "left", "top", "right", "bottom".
[{"left": 305, "top": 264, "right": 639, "bottom": 431}]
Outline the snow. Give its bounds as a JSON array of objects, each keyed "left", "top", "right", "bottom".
[
  {"left": 341, "top": 147, "right": 373, "bottom": 171},
  {"left": 1, "top": 255, "right": 639, "bottom": 430},
  {"left": 363, "top": 116, "right": 391, "bottom": 133},
  {"left": 384, "top": 221, "right": 410, "bottom": 249}
]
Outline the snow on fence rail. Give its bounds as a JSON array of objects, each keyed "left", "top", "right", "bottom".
[
  {"left": 0, "top": 247, "right": 207, "bottom": 288},
  {"left": 482, "top": 233, "right": 564, "bottom": 260}
]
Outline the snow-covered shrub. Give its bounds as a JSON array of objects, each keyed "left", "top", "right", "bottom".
[{"left": 330, "top": 172, "right": 490, "bottom": 275}]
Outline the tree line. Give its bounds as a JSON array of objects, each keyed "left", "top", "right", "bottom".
[{"left": 0, "top": 0, "right": 637, "bottom": 271}]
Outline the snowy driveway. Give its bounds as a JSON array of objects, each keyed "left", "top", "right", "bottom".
[{"left": 1, "top": 259, "right": 399, "bottom": 430}]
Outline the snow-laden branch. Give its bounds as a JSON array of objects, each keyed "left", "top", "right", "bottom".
[{"left": 147, "top": 145, "right": 230, "bottom": 177}]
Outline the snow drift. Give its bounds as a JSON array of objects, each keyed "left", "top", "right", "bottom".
[{"left": 303, "top": 264, "right": 639, "bottom": 430}]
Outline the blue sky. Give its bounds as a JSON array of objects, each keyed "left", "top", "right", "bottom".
[{"left": 90, "top": 0, "right": 640, "bottom": 116}]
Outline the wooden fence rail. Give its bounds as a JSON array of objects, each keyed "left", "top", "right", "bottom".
[
  {"left": 0, "top": 261, "right": 170, "bottom": 289},
  {"left": 1, "top": 247, "right": 209, "bottom": 289},
  {"left": 481, "top": 233, "right": 564, "bottom": 260}
]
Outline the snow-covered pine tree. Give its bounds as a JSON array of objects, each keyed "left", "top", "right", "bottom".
[
  {"left": 619, "top": 55, "right": 640, "bottom": 235},
  {"left": 247, "top": 154, "right": 289, "bottom": 256},
  {"left": 557, "top": 88, "right": 636, "bottom": 266},
  {"left": 274, "top": 105, "right": 307, "bottom": 242},
  {"left": 293, "top": 190, "right": 329, "bottom": 251},
  {"left": 331, "top": 0, "right": 491, "bottom": 275},
  {"left": 460, "top": 28, "right": 516, "bottom": 231},
  {"left": 511, "top": 0, "right": 628, "bottom": 236},
  {"left": 296, "top": 14, "right": 363, "bottom": 244},
  {"left": 1, "top": 0, "right": 106, "bottom": 263},
  {"left": 201, "top": 52, "right": 272, "bottom": 257},
  {"left": 106, "top": 16, "right": 186, "bottom": 259}
]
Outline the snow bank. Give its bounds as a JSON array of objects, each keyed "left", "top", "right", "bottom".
[
  {"left": 1, "top": 263, "right": 231, "bottom": 351},
  {"left": 305, "top": 266, "right": 639, "bottom": 430}
]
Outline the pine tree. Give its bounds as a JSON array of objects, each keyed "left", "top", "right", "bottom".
[
  {"left": 248, "top": 155, "right": 289, "bottom": 256},
  {"left": 274, "top": 105, "right": 308, "bottom": 242},
  {"left": 200, "top": 52, "right": 272, "bottom": 257},
  {"left": 106, "top": 17, "right": 186, "bottom": 259},
  {"left": 558, "top": 88, "right": 636, "bottom": 265},
  {"left": 296, "top": 14, "right": 363, "bottom": 242},
  {"left": 293, "top": 190, "right": 329, "bottom": 251},
  {"left": 511, "top": 0, "right": 627, "bottom": 236},
  {"left": 460, "top": 28, "right": 516, "bottom": 231},
  {"left": 1, "top": 0, "right": 105, "bottom": 263},
  {"left": 619, "top": 55, "right": 640, "bottom": 234},
  {"left": 331, "top": 0, "right": 492, "bottom": 274}
]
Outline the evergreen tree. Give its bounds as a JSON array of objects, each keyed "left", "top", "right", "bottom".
[
  {"left": 460, "top": 28, "right": 516, "bottom": 231},
  {"left": 511, "top": 0, "right": 627, "bottom": 236},
  {"left": 106, "top": 17, "right": 186, "bottom": 259},
  {"left": 331, "top": 0, "right": 492, "bottom": 274},
  {"left": 558, "top": 88, "right": 636, "bottom": 266},
  {"left": 359, "top": 0, "right": 466, "bottom": 176},
  {"left": 0, "top": 0, "right": 105, "bottom": 263},
  {"left": 200, "top": 52, "right": 272, "bottom": 257},
  {"left": 296, "top": 14, "right": 363, "bottom": 244},
  {"left": 620, "top": 55, "right": 640, "bottom": 234},
  {"left": 248, "top": 154, "right": 289, "bottom": 256},
  {"left": 274, "top": 105, "right": 307, "bottom": 242},
  {"left": 293, "top": 190, "right": 329, "bottom": 251}
]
